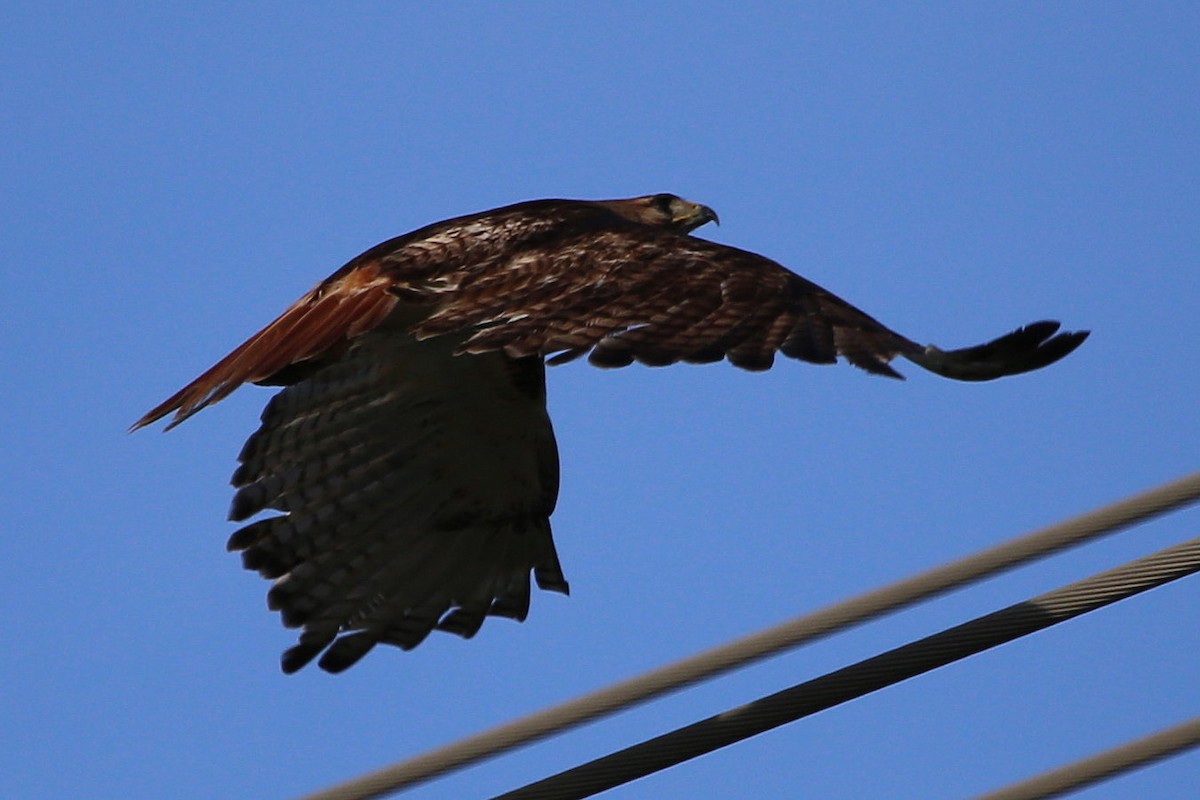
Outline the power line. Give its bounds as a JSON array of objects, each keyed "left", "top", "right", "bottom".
[
  {"left": 297, "top": 471, "right": 1200, "bottom": 800},
  {"left": 492, "top": 535, "right": 1200, "bottom": 799},
  {"left": 972, "top": 716, "right": 1200, "bottom": 800}
]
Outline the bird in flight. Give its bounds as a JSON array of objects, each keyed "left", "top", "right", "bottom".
[{"left": 134, "top": 194, "right": 1088, "bottom": 673}]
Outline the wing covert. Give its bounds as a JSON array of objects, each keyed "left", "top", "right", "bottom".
[{"left": 413, "top": 231, "right": 916, "bottom": 376}]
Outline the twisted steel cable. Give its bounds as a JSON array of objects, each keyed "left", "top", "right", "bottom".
[
  {"left": 972, "top": 716, "right": 1200, "bottom": 800},
  {"left": 493, "top": 535, "right": 1200, "bottom": 799},
  {"left": 300, "top": 472, "right": 1200, "bottom": 800}
]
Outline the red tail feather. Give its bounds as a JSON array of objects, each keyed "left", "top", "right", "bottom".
[{"left": 132, "top": 262, "right": 398, "bottom": 431}]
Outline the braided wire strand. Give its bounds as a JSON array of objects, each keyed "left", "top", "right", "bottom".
[
  {"left": 495, "top": 536, "right": 1200, "bottom": 799},
  {"left": 299, "top": 472, "right": 1200, "bottom": 800}
]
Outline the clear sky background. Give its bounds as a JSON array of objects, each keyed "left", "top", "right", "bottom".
[{"left": 3, "top": 4, "right": 1197, "bottom": 799}]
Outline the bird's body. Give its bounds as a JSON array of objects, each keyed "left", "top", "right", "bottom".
[{"left": 135, "top": 194, "right": 1087, "bottom": 673}]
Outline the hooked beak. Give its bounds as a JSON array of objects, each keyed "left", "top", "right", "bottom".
[{"left": 677, "top": 202, "right": 719, "bottom": 232}]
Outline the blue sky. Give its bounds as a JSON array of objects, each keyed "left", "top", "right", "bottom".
[{"left": 3, "top": 4, "right": 1197, "bottom": 798}]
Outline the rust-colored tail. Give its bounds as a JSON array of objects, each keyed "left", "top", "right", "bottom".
[{"left": 132, "top": 263, "right": 399, "bottom": 431}]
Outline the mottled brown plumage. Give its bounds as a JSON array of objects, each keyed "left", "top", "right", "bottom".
[{"left": 134, "top": 193, "right": 1088, "bottom": 673}]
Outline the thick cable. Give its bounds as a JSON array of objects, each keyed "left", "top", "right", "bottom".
[
  {"left": 972, "top": 716, "right": 1200, "bottom": 800},
  {"left": 494, "top": 535, "right": 1200, "bottom": 799},
  {"left": 298, "top": 471, "right": 1200, "bottom": 800}
]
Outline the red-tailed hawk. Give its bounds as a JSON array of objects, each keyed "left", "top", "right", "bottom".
[{"left": 134, "top": 194, "right": 1087, "bottom": 673}]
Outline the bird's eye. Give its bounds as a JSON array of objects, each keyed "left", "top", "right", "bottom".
[{"left": 651, "top": 193, "right": 676, "bottom": 213}]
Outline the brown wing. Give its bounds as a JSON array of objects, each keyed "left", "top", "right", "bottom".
[{"left": 410, "top": 228, "right": 1087, "bottom": 380}]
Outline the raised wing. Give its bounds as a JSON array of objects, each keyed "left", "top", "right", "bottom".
[{"left": 410, "top": 228, "right": 1088, "bottom": 380}]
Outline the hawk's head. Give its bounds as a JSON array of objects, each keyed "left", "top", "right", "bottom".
[{"left": 598, "top": 193, "right": 719, "bottom": 233}]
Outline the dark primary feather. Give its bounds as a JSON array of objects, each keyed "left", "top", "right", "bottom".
[
  {"left": 905, "top": 321, "right": 1089, "bottom": 381},
  {"left": 133, "top": 194, "right": 1087, "bottom": 672}
]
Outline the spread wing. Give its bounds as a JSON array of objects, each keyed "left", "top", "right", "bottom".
[
  {"left": 225, "top": 328, "right": 566, "bottom": 673},
  {"left": 413, "top": 226, "right": 1088, "bottom": 380},
  {"left": 135, "top": 198, "right": 1087, "bottom": 673}
]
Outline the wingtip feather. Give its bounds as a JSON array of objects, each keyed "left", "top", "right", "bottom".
[{"left": 906, "top": 319, "right": 1089, "bottom": 381}]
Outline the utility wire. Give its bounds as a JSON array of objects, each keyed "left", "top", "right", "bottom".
[
  {"left": 494, "top": 535, "right": 1200, "bottom": 800},
  {"left": 298, "top": 471, "right": 1200, "bottom": 800},
  {"left": 972, "top": 716, "right": 1200, "bottom": 800}
]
